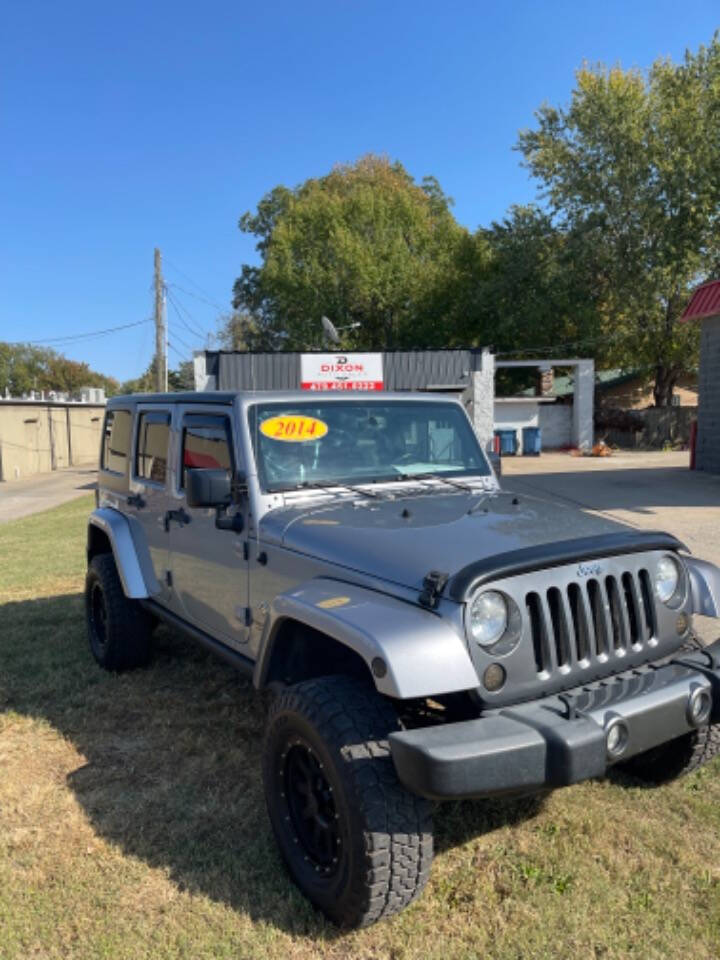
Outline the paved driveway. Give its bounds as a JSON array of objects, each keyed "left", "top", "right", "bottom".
[
  {"left": 502, "top": 450, "right": 720, "bottom": 642},
  {"left": 0, "top": 467, "right": 96, "bottom": 523}
]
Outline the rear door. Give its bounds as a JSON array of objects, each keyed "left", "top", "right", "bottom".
[
  {"left": 126, "top": 405, "right": 173, "bottom": 605},
  {"left": 167, "top": 405, "right": 249, "bottom": 649}
]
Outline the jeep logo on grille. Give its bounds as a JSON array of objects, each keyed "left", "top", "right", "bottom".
[{"left": 577, "top": 561, "right": 603, "bottom": 577}]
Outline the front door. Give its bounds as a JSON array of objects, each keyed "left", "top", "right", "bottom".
[
  {"left": 167, "top": 405, "right": 248, "bottom": 649},
  {"left": 126, "top": 405, "right": 173, "bottom": 605}
]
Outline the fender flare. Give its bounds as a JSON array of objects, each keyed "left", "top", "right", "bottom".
[
  {"left": 686, "top": 556, "right": 720, "bottom": 618},
  {"left": 253, "top": 578, "right": 479, "bottom": 699},
  {"left": 87, "top": 508, "right": 160, "bottom": 599}
]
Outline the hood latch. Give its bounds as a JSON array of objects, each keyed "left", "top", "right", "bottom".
[{"left": 419, "top": 570, "right": 449, "bottom": 610}]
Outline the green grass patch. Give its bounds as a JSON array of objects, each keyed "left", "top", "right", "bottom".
[{"left": 1, "top": 497, "right": 720, "bottom": 958}]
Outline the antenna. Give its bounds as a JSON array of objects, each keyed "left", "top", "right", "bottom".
[{"left": 321, "top": 315, "right": 341, "bottom": 344}]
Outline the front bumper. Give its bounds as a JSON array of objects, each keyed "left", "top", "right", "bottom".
[{"left": 389, "top": 640, "right": 720, "bottom": 800}]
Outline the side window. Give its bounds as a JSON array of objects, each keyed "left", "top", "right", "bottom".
[
  {"left": 135, "top": 411, "right": 171, "bottom": 484},
  {"left": 102, "top": 409, "right": 132, "bottom": 475},
  {"left": 180, "top": 414, "right": 234, "bottom": 489}
]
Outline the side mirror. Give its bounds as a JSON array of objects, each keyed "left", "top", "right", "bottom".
[{"left": 186, "top": 469, "right": 232, "bottom": 508}]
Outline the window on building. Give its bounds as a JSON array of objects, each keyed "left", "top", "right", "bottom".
[
  {"left": 180, "top": 414, "right": 234, "bottom": 489},
  {"left": 135, "top": 411, "right": 171, "bottom": 484},
  {"left": 101, "top": 409, "right": 132, "bottom": 475}
]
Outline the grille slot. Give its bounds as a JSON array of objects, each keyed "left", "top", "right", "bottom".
[
  {"left": 587, "top": 578, "right": 609, "bottom": 656},
  {"left": 567, "top": 583, "right": 591, "bottom": 662},
  {"left": 526, "top": 592, "right": 549, "bottom": 674},
  {"left": 547, "top": 587, "right": 571, "bottom": 667},
  {"left": 527, "top": 569, "right": 654, "bottom": 676},
  {"left": 605, "top": 576, "right": 627, "bottom": 651},
  {"left": 638, "top": 569, "right": 656, "bottom": 639}
]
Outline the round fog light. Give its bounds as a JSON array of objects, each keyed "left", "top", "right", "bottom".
[
  {"left": 675, "top": 613, "right": 690, "bottom": 636},
  {"left": 605, "top": 719, "right": 629, "bottom": 759},
  {"left": 483, "top": 663, "right": 506, "bottom": 692},
  {"left": 687, "top": 687, "right": 712, "bottom": 727}
]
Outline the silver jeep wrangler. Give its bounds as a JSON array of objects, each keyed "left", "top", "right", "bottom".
[{"left": 86, "top": 390, "right": 720, "bottom": 927}]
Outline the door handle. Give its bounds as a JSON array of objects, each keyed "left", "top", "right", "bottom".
[
  {"left": 164, "top": 508, "right": 191, "bottom": 532},
  {"left": 127, "top": 493, "right": 145, "bottom": 509}
]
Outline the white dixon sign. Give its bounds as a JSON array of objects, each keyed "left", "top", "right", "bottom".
[{"left": 300, "top": 353, "right": 384, "bottom": 391}]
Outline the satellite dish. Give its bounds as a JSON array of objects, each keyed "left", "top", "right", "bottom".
[{"left": 321, "top": 315, "right": 340, "bottom": 344}]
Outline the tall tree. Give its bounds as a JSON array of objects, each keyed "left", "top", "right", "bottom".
[
  {"left": 456, "top": 205, "right": 601, "bottom": 356},
  {"left": 517, "top": 35, "right": 720, "bottom": 404},
  {"left": 0, "top": 343, "right": 119, "bottom": 397},
  {"left": 233, "top": 155, "right": 468, "bottom": 350}
]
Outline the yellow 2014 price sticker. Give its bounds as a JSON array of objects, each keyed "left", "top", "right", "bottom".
[{"left": 260, "top": 415, "right": 329, "bottom": 442}]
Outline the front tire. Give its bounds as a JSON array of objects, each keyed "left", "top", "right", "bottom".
[
  {"left": 85, "top": 553, "right": 152, "bottom": 671},
  {"left": 620, "top": 723, "right": 720, "bottom": 784},
  {"left": 262, "top": 676, "right": 433, "bottom": 928}
]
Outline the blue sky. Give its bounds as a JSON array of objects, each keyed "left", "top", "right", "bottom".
[{"left": 1, "top": 1, "right": 718, "bottom": 383}]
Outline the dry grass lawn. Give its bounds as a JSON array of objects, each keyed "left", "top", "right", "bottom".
[{"left": 1, "top": 496, "right": 720, "bottom": 959}]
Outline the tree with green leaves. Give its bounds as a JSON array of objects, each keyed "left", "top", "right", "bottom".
[
  {"left": 120, "top": 358, "right": 195, "bottom": 394},
  {"left": 0, "top": 343, "right": 119, "bottom": 398},
  {"left": 453, "top": 205, "right": 601, "bottom": 358},
  {"left": 233, "top": 155, "right": 468, "bottom": 350},
  {"left": 517, "top": 35, "right": 720, "bottom": 404}
]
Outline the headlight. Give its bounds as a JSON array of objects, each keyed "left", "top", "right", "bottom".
[
  {"left": 655, "top": 556, "right": 680, "bottom": 604},
  {"left": 469, "top": 590, "right": 508, "bottom": 647}
]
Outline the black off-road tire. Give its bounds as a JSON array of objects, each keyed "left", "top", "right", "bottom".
[
  {"left": 262, "top": 675, "right": 433, "bottom": 928},
  {"left": 85, "top": 553, "right": 152, "bottom": 671}
]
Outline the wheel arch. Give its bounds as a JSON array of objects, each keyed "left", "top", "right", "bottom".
[
  {"left": 253, "top": 578, "right": 478, "bottom": 699},
  {"left": 87, "top": 508, "right": 160, "bottom": 599}
]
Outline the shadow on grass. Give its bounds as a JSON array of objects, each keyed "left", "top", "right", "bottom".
[{"left": 1, "top": 592, "right": 543, "bottom": 937}]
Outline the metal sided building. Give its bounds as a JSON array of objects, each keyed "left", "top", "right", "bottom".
[
  {"left": 683, "top": 281, "right": 720, "bottom": 474},
  {"left": 194, "top": 348, "right": 496, "bottom": 450}
]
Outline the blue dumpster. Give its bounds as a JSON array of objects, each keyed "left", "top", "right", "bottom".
[
  {"left": 494, "top": 429, "right": 518, "bottom": 456},
  {"left": 522, "top": 426, "right": 542, "bottom": 456}
]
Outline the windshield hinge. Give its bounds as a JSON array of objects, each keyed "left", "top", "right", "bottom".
[{"left": 419, "top": 570, "right": 449, "bottom": 610}]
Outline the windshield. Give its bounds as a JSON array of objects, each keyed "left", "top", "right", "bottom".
[{"left": 248, "top": 399, "right": 490, "bottom": 492}]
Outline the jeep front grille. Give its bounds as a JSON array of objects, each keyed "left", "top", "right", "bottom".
[{"left": 526, "top": 569, "right": 656, "bottom": 676}]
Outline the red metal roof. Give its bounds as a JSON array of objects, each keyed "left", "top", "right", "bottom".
[{"left": 682, "top": 280, "right": 720, "bottom": 321}]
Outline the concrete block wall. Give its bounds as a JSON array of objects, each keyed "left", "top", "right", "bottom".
[
  {"left": 539, "top": 404, "right": 572, "bottom": 448},
  {"left": 0, "top": 402, "right": 105, "bottom": 482},
  {"left": 470, "top": 349, "right": 495, "bottom": 450},
  {"left": 697, "top": 316, "right": 720, "bottom": 474}
]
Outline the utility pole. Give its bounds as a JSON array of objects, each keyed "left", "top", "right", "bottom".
[{"left": 154, "top": 247, "right": 167, "bottom": 392}]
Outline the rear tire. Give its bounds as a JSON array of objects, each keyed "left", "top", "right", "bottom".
[
  {"left": 85, "top": 553, "right": 152, "bottom": 671},
  {"left": 262, "top": 676, "right": 433, "bottom": 928}
]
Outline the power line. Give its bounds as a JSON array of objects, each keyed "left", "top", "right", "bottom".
[
  {"left": 169, "top": 327, "right": 196, "bottom": 354},
  {"left": 167, "top": 281, "right": 226, "bottom": 313},
  {"left": 166, "top": 288, "right": 207, "bottom": 340},
  {"left": 3, "top": 318, "right": 152, "bottom": 347},
  {"left": 496, "top": 328, "right": 626, "bottom": 359},
  {"left": 167, "top": 340, "right": 190, "bottom": 361},
  {"left": 162, "top": 256, "right": 227, "bottom": 311}
]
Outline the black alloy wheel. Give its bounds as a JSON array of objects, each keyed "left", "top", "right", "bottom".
[
  {"left": 88, "top": 580, "right": 109, "bottom": 657},
  {"left": 282, "top": 738, "right": 340, "bottom": 875}
]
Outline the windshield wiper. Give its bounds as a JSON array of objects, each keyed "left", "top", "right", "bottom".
[
  {"left": 395, "top": 472, "right": 482, "bottom": 494},
  {"left": 292, "top": 480, "right": 383, "bottom": 499}
]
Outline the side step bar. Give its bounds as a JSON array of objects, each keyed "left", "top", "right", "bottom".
[{"left": 141, "top": 600, "right": 255, "bottom": 679}]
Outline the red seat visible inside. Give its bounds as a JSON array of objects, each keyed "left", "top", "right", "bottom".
[{"left": 184, "top": 450, "right": 222, "bottom": 469}]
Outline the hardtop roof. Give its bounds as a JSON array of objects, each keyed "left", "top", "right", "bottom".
[{"left": 107, "top": 390, "right": 465, "bottom": 408}]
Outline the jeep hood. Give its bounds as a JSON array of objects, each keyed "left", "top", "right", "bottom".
[{"left": 258, "top": 491, "right": 635, "bottom": 593}]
